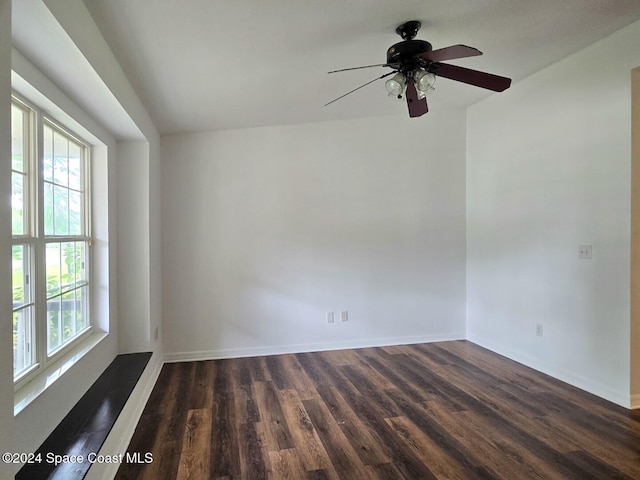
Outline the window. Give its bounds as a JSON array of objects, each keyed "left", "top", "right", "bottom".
[{"left": 11, "top": 96, "right": 91, "bottom": 385}]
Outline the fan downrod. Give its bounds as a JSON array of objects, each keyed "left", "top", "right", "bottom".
[{"left": 395, "top": 20, "right": 421, "bottom": 41}]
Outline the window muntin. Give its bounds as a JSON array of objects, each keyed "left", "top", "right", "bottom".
[{"left": 11, "top": 97, "right": 91, "bottom": 383}]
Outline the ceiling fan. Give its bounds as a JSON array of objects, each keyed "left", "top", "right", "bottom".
[{"left": 325, "top": 20, "right": 512, "bottom": 117}]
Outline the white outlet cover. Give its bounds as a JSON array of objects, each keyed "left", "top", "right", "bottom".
[
  {"left": 341, "top": 311, "right": 348, "bottom": 322},
  {"left": 578, "top": 245, "right": 592, "bottom": 260}
]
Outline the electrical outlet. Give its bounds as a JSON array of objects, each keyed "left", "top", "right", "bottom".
[
  {"left": 341, "top": 310, "right": 348, "bottom": 322},
  {"left": 536, "top": 324, "right": 543, "bottom": 337},
  {"left": 578, "top": 245, "right": 592, "bottom": 260},
  {"left": 327, "top": 312, "right": 335, "bottom": 324}
]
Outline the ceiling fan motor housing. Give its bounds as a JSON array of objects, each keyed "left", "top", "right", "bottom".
[{"left": 386, "top": 40, "right": 433, "bottom": 68}]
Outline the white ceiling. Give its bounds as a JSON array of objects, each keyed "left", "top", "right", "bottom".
[{"left": 79, "top": 0, "right": 640, "bottom": 134}]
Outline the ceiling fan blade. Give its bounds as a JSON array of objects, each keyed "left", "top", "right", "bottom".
[
  {"left": 325, "top": 71, "right": 396, "bottom": 106},
  {"left": 405, "top": 80, "right": 428, "bottom": 118},
  {"left": 328, "top": 63, "right": 392, "bottom": 74},
  {"left": 430, "top": 62, "right": 511, "bottom": 92},
  {"left": 420, "top": 44, "right": 482, "bottom": 62}
]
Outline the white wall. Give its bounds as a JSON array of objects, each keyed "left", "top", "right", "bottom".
[
  {"left": 149, "top": 139, "right": 163, "bottom": 352},
  {"left": 162, "top": 112, "right": 467, "bottom": 360},
  {"left": 632, "top": 68, "right": 640, "bottom": 406},
  {"left": 0, "top": 1, "right": 14, "bottom": 479},
  {"left": 117, "top": 141, "right": 152, "bottom": 352},
  {"left": 467, "top": 20, "right": 640, "bottom": 407},
  {"left": 116, "top": 140, "right": 164, "bottom": 354}
]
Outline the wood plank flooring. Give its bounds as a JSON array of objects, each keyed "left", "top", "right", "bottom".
[{"left": 115, "top": 341, "right": 640, "bottom": 479}]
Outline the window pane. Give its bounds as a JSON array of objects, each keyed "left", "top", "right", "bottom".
[
  {"left": 69, "top": 190, "right": 82, "bottom": 235},
  {"left": 11, "top": 103, "right": 28, "bottom": 237},
  {"left": 68, "top": 241, "right": 87, "bottom": 285},
  {"left": 61, "top": 242, "right": 75, "bottom": 291},
  {"left": 12, "top": 245, "right": 31, "bottom": 308},
  {"left": 12, "top": 243, "right": 35, "bottom": 377},
  {"left": 47, "top": 242, "right": 87, "bottom": 296},
  {"left": 53, "top": 185, "right": 70, "bottom": 235},
  {"left": 54, "top": 155, "right": 68, "bottom": 187},
  {"left": 48, "top": 285, "right": 88, "bottom": 354},
  {"left": 47, "top": 297, "right": 62, "bottom": 353},
  {"left": 11, "top": 104, "right": 25, "bottom": 172},
  {"left": 46, "top": 242, "right": 61, "bottom": 297},
  {"left": 44, "top": 124, "right": 54, "bottom": 182},
  {"left": 61, "top": 290, "right": 75, "bottom": 342},
  {"left": 11, "top": 172, "right": 25, "bottom": 235},
  {"left": 76, "top": 242, "right": 87, "bottom": 284},
  {"left": 53, "top": 130, "right": 68, "bottom": 186},
  {"left": 12, "top": 246, "right": 24, "bottom": 306},
  {"left": 68, "top": 143, "right": 82, "bottom": 191},
  {"left": 14, "top": 307, "right": 35, "bottom": 378},
  {"left": 76, "top": 286, "right": 88, "bottom": 333},
  {"left": 44, "top": 182, "right": 54, "bottom": 235}
]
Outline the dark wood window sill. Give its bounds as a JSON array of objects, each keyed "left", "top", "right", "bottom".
[{"left": 16, "top": 352, "right": 152, "bottom": 480}]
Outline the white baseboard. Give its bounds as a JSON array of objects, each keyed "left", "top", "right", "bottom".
[
  {"left": 164, "top": 332, "right": 466, "bottom": 363},
  {"left": 468, "top": 333, "right": 631, "bottom": 409},
  {"left": 84, "top": 352, "right": 163, "bottom": 480}
]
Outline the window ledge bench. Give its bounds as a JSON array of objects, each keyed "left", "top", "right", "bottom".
[{"left": 16, "top": 352, "right": 152, "bottom": 480}]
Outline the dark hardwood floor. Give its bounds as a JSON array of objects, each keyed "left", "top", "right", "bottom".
[{"left": 116, "top": 341, "right": 640, "bottom": 479}]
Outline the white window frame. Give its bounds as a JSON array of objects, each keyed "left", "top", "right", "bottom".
[{"left": 11, "top": 93, "right": 93, "bottom": 390}]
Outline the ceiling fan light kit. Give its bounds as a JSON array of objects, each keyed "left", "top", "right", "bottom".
[
  {"left": 385, "top": 72, "right": 406, "bottom": 97},
  {"left": 414, "top": 70, "right": 436, "bottom": 97},
  {"left": 327, "top": 20, "right": 512, "bottom": 118}
]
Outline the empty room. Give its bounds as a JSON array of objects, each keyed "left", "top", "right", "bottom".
[{"left": 2, "top": 1, "right": 640, "bottom": 479}]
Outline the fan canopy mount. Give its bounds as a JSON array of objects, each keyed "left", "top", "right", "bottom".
[{"left": 395, "top": 20, "right": 422, "bottom": 41}]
